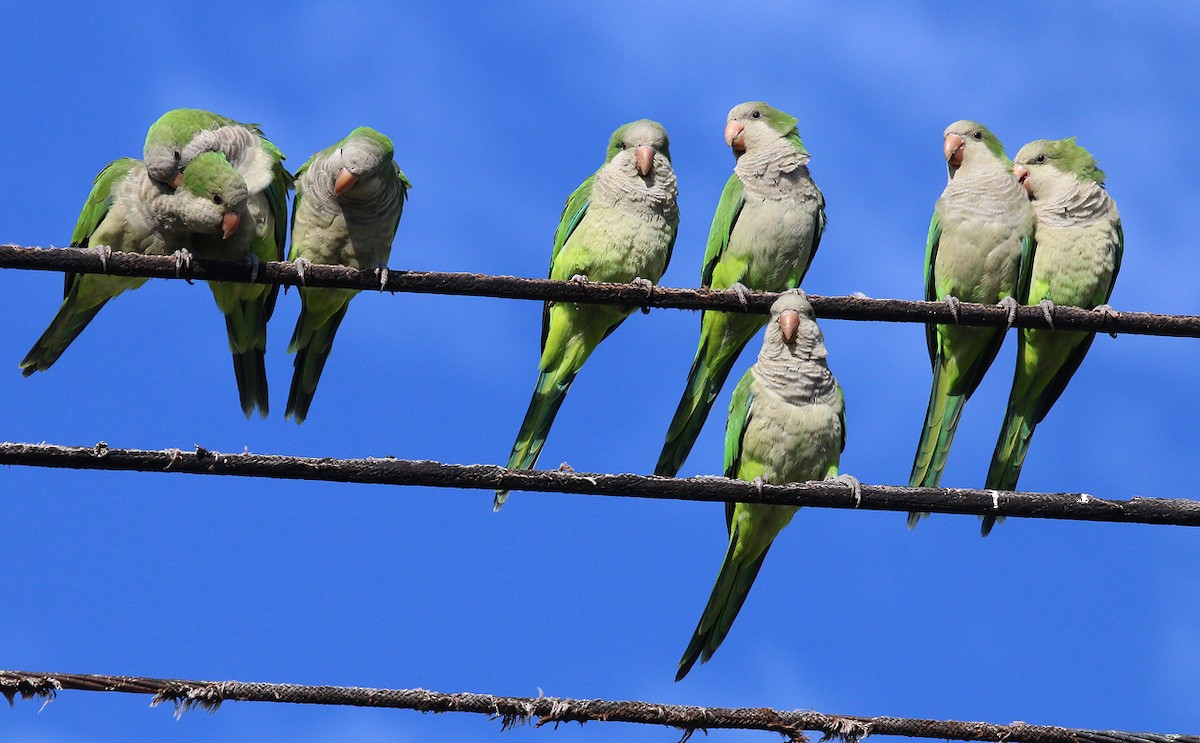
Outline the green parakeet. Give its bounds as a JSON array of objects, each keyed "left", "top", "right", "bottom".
[
  {"left": 676, "top": 290, "right": 846, "bottom": 680},
  {"left": 285, "top": 127, "right": 411, "bottom": 423},
  {"left": 656, "top": 101, "right": 826, "bottom": 478},
  {"left": 21, "top": 153, "right": 249, "bottom": 374},
  {"left": 907, "top": 120, "right": 1035, "bottom": 528},
  {"left": 981, "top": 138, "right": 1121, "bottom": 535},
  {"left": 496, "top": 119, "right": 679, "bottom": 510},
  {"left": 144, "top": 108, "right": 291, "bottom": 418}
]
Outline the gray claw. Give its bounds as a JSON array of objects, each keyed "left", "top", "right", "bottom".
[
  {"left": 245, "top": 254, "right": 261, "bottom": 283},
  {"left": 1038, "top": 299, "right": 1055, "bottom": 329},
  {"left": 830, "top": 473, "right": 862, "bottom": 507},
  {"left": 172, "top": 248, "right": 193, "bottom": 282},
  {"left": 751, "top": 475, "right": 766, "bottom": 498},
  {"left": 92, "top": 245, "right": 112, "bottom": 272},
  {"left": 731, "top": 282, "right": 751, "bottom": 310},
  {"left": 295, "top": 257, "right": 311, "bottom": 287},
  {"left": 1093, "top": 303, "right": 1119, "bottom": 338},
  {"left": 631, "top": 276, "right": 654, "bottom": 314},
  {"left": 375, "top": 265, "right": 390, "bottom": 292},
  {"left": 945, "top": 295, "right": 961, "bottom": 324},
  {"left": 997, "top": 296, "right": 1019, "bottom": 329},
  {"left": 569, "top": 274, "right": 590, "bottom": 285}
]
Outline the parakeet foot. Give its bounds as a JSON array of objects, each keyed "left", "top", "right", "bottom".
[
  {"left": 1038, "top": 299, "right": 1056, "bottom": 329},
  {"left": 944, "top": 295, "right": 961, "bottom": 324},
  {"left": 569, "top": 274, "right": 590, "bottom": 285},
  {"left": 1093, "top": 303, "right": 1119, "bottom": 338},
  {"left": 751, "top": 475, "right": 766, "bottom": 498},
  {"left": 295, "top": 257, "right": 312, "bottom": 286},
  {"left": 172, "top": 248, "right": 193, "bottom": 281},
  {"left": 997, "top": 296, "right": 1019, "bottom": 329},
  {"left": 91, "top": 245, "right": 112, "bottom": 272},
  {"left": 375, "top": 265, "right": 390, "bottom": 292},
  {"left": 730, "top": 282, "right": 751, "bottom": 309},
  {"left": 829, "top": 473, "right": 862, "bottom": 507},
  {"left": 631, "top": 276, "right": 654, "bottom": 314},
  {"left": 245, "top": 253, "right": 261, "bottom": 283}
]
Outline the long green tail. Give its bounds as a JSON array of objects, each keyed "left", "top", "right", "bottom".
[
  {"left": 495, "top": 366, "right": 577, "bottom": 510},
  {"left": 656, "top": 312, "right": 762, "bottom": 477},
  {"left": 212, "top": 283, "right": 271, "bottom": 419},
  {"left": 285, "top": 303, "right": 350, "bottom": 424},
  {"left": 676, "top": 525, "right": 771, "bottom": 681},
  {"left": 982, "top": 396, "right": 1036, "bottom": 536},
  {"left": 907, "top": 360, "right": 968, "bottom": 527},
  {"left": 20, "top": 292, "right": 110, "bottom": 376}
]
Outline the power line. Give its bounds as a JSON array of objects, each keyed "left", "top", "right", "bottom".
[
  {"left": 1, "top": 441, "right": 1196, "bottom": 527},
  {"left": 2, "top": 669, "right": 1193, "bottom": 743},
  {"left": 0, "top": 243, "right": 1188, "bottom": 335}
]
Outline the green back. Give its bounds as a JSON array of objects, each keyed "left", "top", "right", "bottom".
[
  {"left": 701, "top": 174, "right": 746, "bottom": 288},
  {"left": 541, "top": 174, "right": 594, "bottom": 350}
]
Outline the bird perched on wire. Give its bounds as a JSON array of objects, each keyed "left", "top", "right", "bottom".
[
  {"left": 497, "top": 119, "right": 679, "bottom": 510},
  {"left": 982, "top": 138, "right": 1121, "bottom": 535},
  {"left": 676, "top": 290, "right": 850, "bottom": 680},
  {"left": 285, "top": 127, "right": 411, "bottom": 423},
  {"left": 656, "top": 101, "right": 826, "bottom": 479},
  {"left": 144, "top": 108, "right": 291, "bottom": 418},
  {"left": 907, "top": 120, "right": 1035, "bottom": 528}
]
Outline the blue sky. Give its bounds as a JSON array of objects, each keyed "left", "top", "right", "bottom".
[{"left": 2, "top": 2, "right": 1199, "bottom": 741}]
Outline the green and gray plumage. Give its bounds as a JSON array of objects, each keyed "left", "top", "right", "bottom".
[
  {"left": 21, "top": 153, "right": 249, "bottom": 375},
  {"left": 982, "top": 138, "right": 1121, "bottom": 535},
  {"left": 907, "top": 120, "right": 1035, "bottom": 527},
  {"left": 285, "top": 127, "right": 410, "bottom": 423},
  {"left": 145, "top": 108, "right": 291, "bottom": 418},
  {"left": 676, "top": 290, "right": 845, "bottom": 680},
  {"left": 497, "top": 119, "right": 679, "bottom": 509},
  {"left": 656, "top": 101, "right": 826, "bottom": 478}
]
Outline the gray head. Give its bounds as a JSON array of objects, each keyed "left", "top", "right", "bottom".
[
  {"left": 333, "top": 127, "right": 395, "bottom": 195},
  {"left": 605, "top": 119, "right": 671, "bottom": 178},
  {"left": 942, "top": 120, "right": 1010, "bottom": 173},
  {"left": 724, "top": 101, "right": 805, "bottom": 155}
]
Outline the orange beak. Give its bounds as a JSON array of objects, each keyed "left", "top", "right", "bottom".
[
  {"left": 221, "top": 212, "right": 241, "bottom": 240},
  {"left": 1013, "top": 164, "right": 1032, "bottom": 195},
  {"left": 779, "top": 309, "right": 800, "bottom": 344},
  {"left": 724, "top": 120, "right": 746, "bottom": 152},
  {"left": 944, "top": 133, "right": 965, "bottom": 167},
  {"left": 169, "top": 171, "right": 185, "bottom": 190},
  {"left": 335, "top": 169, "right": 358, "bottom": 195},
  {"left": 635, "top": 145, "right": 655, "bottom": 177}
]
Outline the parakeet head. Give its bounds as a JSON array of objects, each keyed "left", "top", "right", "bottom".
[
  {"left": 724, "top": 101, "right": 807, "bottom": 156},
  {"left": 605, "top": 119, "right": 671, "bottom": 179},
  {"left": 333, "top": 127, "right": 397, "bottom": 195},
  {"left": 1012, "top": 137, "right": 1105, "bottom": 199},
  {"left": 145, "top": 108, "right": 225, "bottom": 189},
  {"left": 769, "top": 289, "right": 817, "bottom": 346},
  {"left": 942, "top": 120, "right": 1011, "bottom": 172},
  {"left": 176, "top": 151, "right": 249, "bottom": 239}
]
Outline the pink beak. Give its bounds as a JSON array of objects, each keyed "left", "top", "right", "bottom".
[
  {"left": 725, "top": 120, "right": 746, "bottom": 152},
  {"left": 221, "top": 212, "right": 240, "bottom": 240},
  {"left": 779, "top": 309, "right": 800, "bottom": 344},
  {"left": 1013, "top": 164, "right": 1032, "bottom": 195},
  {"left": 944, "top": 133, "right": 965, "bottom": 167},
  {"left": 635, "top": 145, "right": 655, "bottom": 177},
  {"left": 335, "top": 169, "right": 358, "bottom": 195},
  {"left": 169, "top": 171, "right": 185, "bottom": 190}
]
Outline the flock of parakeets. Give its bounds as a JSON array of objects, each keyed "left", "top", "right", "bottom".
[{"left": 18, "top": 103, "right": 1121, "bottom": 681}]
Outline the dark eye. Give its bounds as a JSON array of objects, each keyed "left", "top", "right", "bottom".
[
  {"left": 1034, "top": 154, "right": 1047, "bottom": 164},
  {"left": 972, "top": 131, "right": 983, "bottom": 140},
  {"left": 621, "top": 143, "right": 628, "bottom": 149},
  {"left": 173, "top": 151, "right": 181, "bottom": 161},
  {"left": 751, "top": 110, "right": 761, "bottom": 119},
  {"left": 212, "top": 194, "right": 223, "bottom": 205}
]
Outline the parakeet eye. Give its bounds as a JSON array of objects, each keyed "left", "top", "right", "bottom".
[
  {"left": 212, "top": 194, "right": 223, "bottom": 205},
  {"left": 972, "top": 131, "right": 983, "bottom": 140},
  {"left": 173, "top": 151, "right": 181, "bottom": 161},
  {"left": 751, "top": 110, "right": 762, "bottom": 119},
  {"left": 1034, "top": 154, "right": 1047, "bottom": 164}
]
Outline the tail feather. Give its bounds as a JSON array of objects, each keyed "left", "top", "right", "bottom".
[
  {"left": 20, "top": 297, "right": 109, "bottom": 376},
  {"left": 676, "top": 528, "right": 771, "bottom": 681},
  {"left": 982, "top": 396, "right": 1037, "bottom": 536},
  {"left": 495, "top": 366, "right": 576, "bottom": 510},
  {"left": 907, "top": 360, "right": 967, "bottom": 525},
  {"left": 217, "top": 286, "right": 272, "bottom": 419},
  {"left": 285, "top": 303, "right": 349, "bottom": 424}
]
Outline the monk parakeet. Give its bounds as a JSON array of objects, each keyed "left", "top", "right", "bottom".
[
  {"left": 981, "top": 138, "right": 1121, "bottom": 535},
  {"left": 144, "top": 108, "right": 291, "bottom": 418},
  {"left": 676, "top": 290, "right": 846, "bottom": 680},
  {"left": 496, "top": 119, "right": 679, "bottom": 510},
  {"left": 21, "top": 153, "right": 249, "bottom": 375},
  {"left": 656, "top": 102, "right": 826, "bottom": 478},
  {"left": 285, "top": 127, "right": 411, "bottom": 423},
  {"left": 907, "top": 120, "right": 1036, "bottom": 528}
]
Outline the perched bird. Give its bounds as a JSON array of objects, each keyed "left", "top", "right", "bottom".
[
  {"left": 285, "top": 127, "right": 411, "bottom": 423},
  {"left": 144, "top": 108, "right": 291, "bottom": 418},
  {"left": 982, "top": 138, "right": 1121, "bottom": 535},
  {"left": 497, "top": 119, "right": 679, "bottom": 509},
  {"left": 21, "top": 153, "right": 249, "bottom": 375},
  {"left": 656, "top": 101, "right": 826, "bottom": 478},
  {"left": 676, "top": 290, "right": 847, "bottom": 681},
  {"left": 907, "top": 121, "right": 1035, "bottom": 527}
]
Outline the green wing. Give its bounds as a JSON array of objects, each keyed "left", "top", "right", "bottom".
[
  {"left": 540, "top": 174, "right": 594, "bottom": 350},
  {"left": 1108, "top": 219, "right": 1124, "bottom": 301},
  {"left": 922, "top": 211, "right": 942, "bottom": 361},
  {"left": 391, "top": 164, "right": 413, "bottom": 238},
  {"left": 1015, "top": 230, "right": 1036, "bottom": 304},
  {"left": 66, "top": 158, "right": 136, "bottom": 297},
  {"left": 790, "top": 192, "right": 827, "bottom": 289},
  {"left": 722, "top": 369, "right": 756, "bottom": 531},
  {"left": 837, "top": 382, "right": 847, "bottom": 454},
  {"left": 701, "top": 174, "right": 746, "bottom": 288}
]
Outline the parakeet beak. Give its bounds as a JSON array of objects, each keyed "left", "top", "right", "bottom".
[
  {"left": 725, "top": 121, "right": 746, "bottom": 152},
  {"left": 335, "top": 169, "right": 358, "bottom": 195},
  {"left": 944, "top": 133, "right": 965, "bottom": 167},
  {"left": 779, "top": 309, "right": 800, "bottom": 345},
  {"left": 1013, "top": 164, "right": 1032, "bottom": 195},
  {"left": 169, "top": 171, "right": 185, "bottom": 190},
  {"left": 221, "top": 212, "right": 241, "bottom": 240},
  {"left": 635, "top": 145, "right": 655, "bottom": 177}
]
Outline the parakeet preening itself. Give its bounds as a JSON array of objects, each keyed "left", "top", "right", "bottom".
[
  {"left": 676, "top": 290, "right": 846, "bottom": 681},
  {"left": 21, "top": 153, "right": 249, "bottom": 375},
  {"left": 907, "top": 120, "right": 1036, "bottom": 528},
  {"left": 981, "top": 138, "right": 1121, "bottom": 535},
  {"left": 496, "top": 119, "right": 679, "bottom": 510},
  {"left": 656, "top": 101, "right": 826, "bottom": 478},
  {"left": 144, "top": 108, "right": 291, "bottom": 418},
  {"left": 285, "top": 127, "right": 411, "bottom": 423}
]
